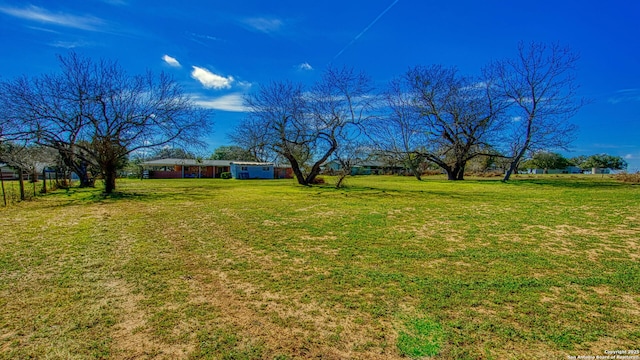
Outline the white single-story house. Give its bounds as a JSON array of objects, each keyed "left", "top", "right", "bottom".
[{"left": 230, "top": 162, "right": 274, "bottom": 179}]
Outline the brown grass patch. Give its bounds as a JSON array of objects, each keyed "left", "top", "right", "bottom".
[{"left": 108, "top": 279, "right": 194, "bottom": 358}]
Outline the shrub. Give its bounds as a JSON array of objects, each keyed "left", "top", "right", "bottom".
[
  {"left": 614, "top": 172, "right": 640, "bottom": 184},
  {"left": 473, "top": 170, "right": 504, "bottom": 178},
  {"left": 422, "top": 170, "right": 443, "bottom": 176},
  {"left": 220, "top": 172, "right": 232, "bottom": 179},
  {"left": 311, "top": 176, "right": 325, "bottom": 184}
]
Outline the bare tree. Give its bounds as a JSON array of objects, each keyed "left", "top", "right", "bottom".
[
  {"left": 332, "top": 140, "right": 368, "bottom": 188},
  {"left": 0, "top": 143, "right": 56, "bottom": 199},
  {"left": 229, "top": 115, "right": 281, "bottom": 163},
  {"left": 371, "top": 77, "right": 427, "bottom": 180},
  {"left": 487, "top": 42, "right": 584, "bottom": 181},
  {"left": 232, "top": 67, "right": 374, "bottom": 186},
  {"left": 376, "top": 65, "right": 508, "bottom": 180},
  {"left": 0, "top": 52, "right": 212, "bottom": 193},
  {"left": 1, "top": 73, "right": 95, "bottom": 187}
]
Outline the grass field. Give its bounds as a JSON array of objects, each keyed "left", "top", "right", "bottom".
[{"left": 1, "top": 175, "right": 638, "bottom": 359}]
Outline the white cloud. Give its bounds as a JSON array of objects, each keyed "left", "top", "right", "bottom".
[
  {"left": 0, "top": 5, "right": 105, "bottom": 31},
  {"left": 608, "top": 89, "right": 640, "bottom": 104},
  {"left": 186, "top": 32, "right": 221, "bottom": 42},
  {"left": 192, "top": 93, "right": 248, "bottom": 112},
  {"left": 298, "top": 62, "right": 313, "bottom": 71},
  {"left": 236, "top": 81, "right": 253, "bottom": 89},
  {"left": 191, "top": 66, "right": 234, "bottom": 90},
  {"left": 162, "top": 54, "right": 181, "bottom": 67},
  {"left": 242, "top": 17, "right": 283, "bottom": 34},
  {"left": 50, "top": 40, "right": 92, "bottom": 48},
  {"left": 624, "top": 154, "right": 634, "bottom": 159}
]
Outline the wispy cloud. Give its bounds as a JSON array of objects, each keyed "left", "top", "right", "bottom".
[
  {"left": 236, "top": 81, "right": 253, "bottom": 90},
  {"left": 334, "top": 0, "right": 400, "bottom": 60},
  {"left": 0, "top": 5, "right": 105, "bottom": 31},
  {"left": 191, "top": 66, "right": 234, "bottom": 89},
  {"left": 192, "top": 93, "right": 248, "bottom": 112},
  {"left": 297, "top": 62, "right": 313, "bottom": 71},
  {"left": 101, "top": 0, "right": 128, "bottom": 5},
  {"left": 162, "top": 54, "right": 181, "bottom": 67},
  {"left": 242, "top": 17, "right": 284, "bottom": 34},
  {"left": 608, "top": 89, "right": 640, "bottom": 104},
  {"left": 186, "top": 32, "right": 221, "bottom": 42},
  {"left": 50, "top": 40, "right": 93, "bottom": 48}
]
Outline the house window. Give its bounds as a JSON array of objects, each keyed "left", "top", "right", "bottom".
[
  {"left": 241, "top": 166, "right": 248, "bottom": 171},
  {"left": 263, "top": 167, "right": 270, "bottom": 171}
]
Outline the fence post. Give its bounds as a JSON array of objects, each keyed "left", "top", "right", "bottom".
[
  {"left": 41, "top": 168, "right": 47, "bottom": 194},
  {"left": 1, "top": 175, "right": 6, "bottom": 206}
]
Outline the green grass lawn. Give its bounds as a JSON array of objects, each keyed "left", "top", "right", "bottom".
[{"left": 1, "top": 175, "right": 638, "bottom": 359}]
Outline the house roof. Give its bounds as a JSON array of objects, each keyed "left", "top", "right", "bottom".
[
  {"left": 140, "top": 158, "right": 233, "bottom": 167},
  {"left": 230, "top": 161, "right": 274, "bottom": 166},
  {"left": 141, "top": 158, "right": 291, "bottom": 169}
]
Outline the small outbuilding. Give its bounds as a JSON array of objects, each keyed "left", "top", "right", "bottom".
[{"left": 230, "top": 162, "right": 274, "bottom": 179}]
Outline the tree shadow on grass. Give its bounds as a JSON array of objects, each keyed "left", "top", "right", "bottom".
[
  {"left": 504, "top": 177, "right": 627, "bottom": 189},
  {"left": 33, "top": 185, "right": 233, "bottom": 209},
  {"left": 309, "top": 181, "right": 499, "bottom": 202}
]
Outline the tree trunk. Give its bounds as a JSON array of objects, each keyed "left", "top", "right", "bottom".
[
  {"left": 335, "top": 173, "right": 347, "bottom": 188},
  {"left": 446, "top": 163, "right": 465, "bottom": 180},
  {"left": 411, "top": 167, "right": 422, "bottom": 181},
  {"left": 287, "top": 156, "right": 308, "bottom": 185},
  {"left": 18, "top": 168, "right": 25, "bottom": 201},
  {"left": 104, "top": 166, "right": 117, "bottom": 194},
  {"left": 76, "top": 161, "right": 95, "bottom": 188},
  {"left": 41, "top": 168, "right": 47, "bottom": 194},
  {"left": 305, "top": 145, "right": 336, "bottom": 185},
  {"left": 503, "top": 149, "right": 526, "bottom": 182},
  {"left": 1, "top": 175, "right": 6, "bottom": 206},
  {"left": 305, "top": 166, "right": 323, "bottom": 185},
  {"left": 66, "top": 161, "right": 93, "bottom": 187}
]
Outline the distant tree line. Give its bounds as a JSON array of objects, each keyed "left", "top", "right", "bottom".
[
  {"left": 520, "top": 152, "right": 627, "bottom": 174},
  {"left": 230, "top": 42, "right": 586, "bottom": 185}
]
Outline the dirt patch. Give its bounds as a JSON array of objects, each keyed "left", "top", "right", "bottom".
[
  {"left": 171, "top": 226, "right": 401, "bottom": 358},
  {"left": 185, "top": 267, "right": 403, "bottom": 359},
  {"left": 521, "top": 224, "right": 638, "bottom": 261},
  {"left": 262, "top": 219, "right": 286, "bottom": 227},
  {"left": 106, "top": 279, "right": 194, "bottom": 358},
  {"left": 617, "top": 294, "right": 640, "bottom": 317}
]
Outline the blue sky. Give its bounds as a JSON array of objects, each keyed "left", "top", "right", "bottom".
[{"left": 1, "top": 0, "right": 638, "bottom": 170}]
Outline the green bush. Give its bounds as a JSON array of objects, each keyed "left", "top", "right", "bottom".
[{"left": 220, "top": 172, "right": 232, "bottom": 179}]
